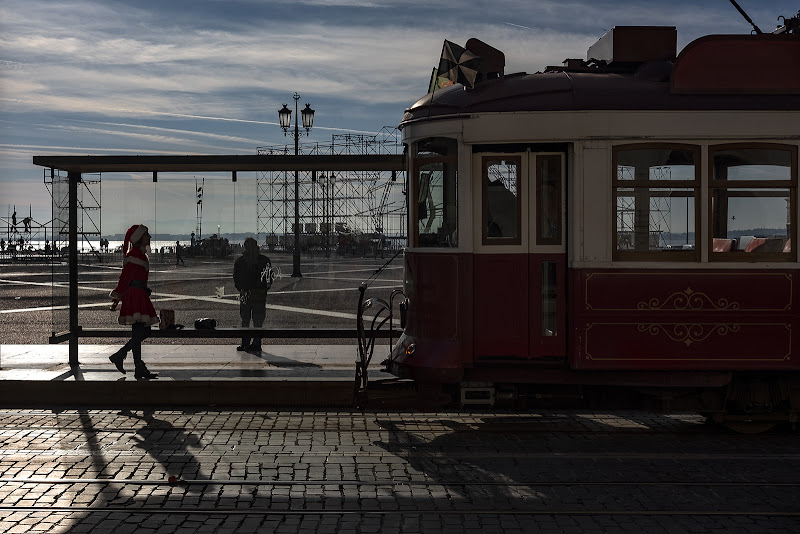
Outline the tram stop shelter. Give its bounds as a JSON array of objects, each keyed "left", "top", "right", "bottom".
[{"left": 31, "top": 153, "right": 406, "bottom": 370}]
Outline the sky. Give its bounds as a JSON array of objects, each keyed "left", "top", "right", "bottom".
[{"left": 1, "top": 0, "right": 796, "bottom": 239}]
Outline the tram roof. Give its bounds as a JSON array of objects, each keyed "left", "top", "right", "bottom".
[{"left": 402, "top": 33, "right": 800, "bottom": 124}]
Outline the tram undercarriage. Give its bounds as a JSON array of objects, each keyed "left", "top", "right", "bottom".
[{"left": 381, "top": 356, "right": 800, "bottom": 433}]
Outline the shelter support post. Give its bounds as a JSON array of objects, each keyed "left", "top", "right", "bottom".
[{"left": 68, "top": 171, "right": 80, "bottom": 367}]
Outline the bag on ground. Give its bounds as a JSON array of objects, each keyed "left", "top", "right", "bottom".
[
  {"left": 194, "top": 317, "right": 217, "bottom": 330},
  {"left": 159, "top": 309, "right": 175, "bottom": 330}
]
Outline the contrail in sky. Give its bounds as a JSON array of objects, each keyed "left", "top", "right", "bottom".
[
  {"left": 501, "top": 21, "right": 534, "bottom": 30},
  {"left": 0, "top": 97, "right": 388, "bottom": 136},
  {"left": 110, "top": 107, "right": 386, "bottom": 135}
]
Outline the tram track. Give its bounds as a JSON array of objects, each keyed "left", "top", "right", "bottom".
[
  {"left": 2, "top": 476, "right": 800, "bottom": 487},
  {"left": 2, "top": 506, "right": 799, "bottom": 517},
  {"left": 2, "top": 449, "right": 800, "bottom": 461}
]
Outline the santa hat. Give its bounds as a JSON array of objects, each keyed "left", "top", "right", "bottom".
[{"left": 123, "top": 224, "right": 148, "bottom": 254}]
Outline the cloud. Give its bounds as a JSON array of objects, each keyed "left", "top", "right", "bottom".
[{"left": 2, "top": 0, "right": 796, "bottom": 233}]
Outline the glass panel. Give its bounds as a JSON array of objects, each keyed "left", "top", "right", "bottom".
[
  {"left": 416, "top": 161, "right": 458, "bottom": 247},
  {"left": 417, "top": 137, "right": 456, "bottom": 158},
  {"left": 541, "top": 261, "right": 557, "bottom": 336},
  {"left": 712, "top": 188, "right": 791, "bottom": 253},
  {"left": 414, "top": 137, "right": 457, "bottom": 248},
  {"left": 616, "top": 187, "right": 696, "bottom": 252},
  {"left": 713, "top": 148, "right": 792, "bottom": 181},
  {"left": 537, "top": 155, "right": 561, "bottom": 245},
  {"left": 616, "top": 148, "right": 696, "bottom": 181},
  {"left": 50, "top": 171, "right": 69, "bottom": 337},
  {"left": 485, "top": 158, "right": 519, "bottom": 240}
]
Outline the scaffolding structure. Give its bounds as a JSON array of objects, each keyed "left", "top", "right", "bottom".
[
  {"left": 44, "top": 168, "right": 102, "bottom": 254},
  {"left": 616, "top": 165, "right": 674, "bottom": 250},
  {"left": 257, "top": 127, "right": 406, "bottom": 253},
  {"left": 1, "top": 204, "right": 49, "bottom": 255}
]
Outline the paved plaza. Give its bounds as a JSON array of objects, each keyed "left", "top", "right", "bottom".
[{"left": 1, "top": 409, "right": 799, "bottom": 533}]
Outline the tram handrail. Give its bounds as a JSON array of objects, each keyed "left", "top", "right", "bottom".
[{"left": 354, "top": 283, "right": 406, "bottom": 410}]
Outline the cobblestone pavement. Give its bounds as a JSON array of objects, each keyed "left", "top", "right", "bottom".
[{"left": 1, "top": 409, "right": 799, "bottom": 533}]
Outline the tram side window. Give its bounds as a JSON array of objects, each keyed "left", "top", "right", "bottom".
[
  {"left": 483, "top": 156, "right": 521, "bottom": 245},
  {"left": 710, "top": 145, "right": 796, "bottom": 260},
  {"left": 414, "top": 137, "right": 458, "bottom": 247},
  {"left": 613, "top": 145, "right": 699, "bottom": 260}
]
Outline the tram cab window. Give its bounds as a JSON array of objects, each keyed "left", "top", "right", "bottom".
[
  {"left": 413, "top": 137, "right": 458, "bottom": 247},
  {"left": 710, "top": 145, "right": 796, "bottom": 261},
  {"left": 613, "top": 145, "right": 699, "bottom": 261}
]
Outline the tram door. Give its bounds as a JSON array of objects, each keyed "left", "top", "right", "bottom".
[{"left": 474, "top": 151, "right": 567, "bottom": 359}]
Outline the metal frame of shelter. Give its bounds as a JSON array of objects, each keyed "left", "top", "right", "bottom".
[{"left": 32, "top": 153, "right": 405, "bottom": 367}]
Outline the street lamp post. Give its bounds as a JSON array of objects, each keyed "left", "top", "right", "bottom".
[{"left": 279, "top": 93, "right": 315, "bottom": 277}]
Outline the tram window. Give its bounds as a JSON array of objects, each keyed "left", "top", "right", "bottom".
[
  {"left": 483, "top": 156, "right": 521, "bottom": 245},
  {"left": 711, "top": 145, "right": 796, "bottom": 260},
  {"left": 613, "top": 145, "right": 699, "bottom": 260},
  {"left": 542, "top": 261, "right": 558, "bottom": 336},
  {"left": 413, "top": 137, "right": 458, "bottom": 247},
  {"left": 537, "top": 155, "right": 562, "bottom": 245}
]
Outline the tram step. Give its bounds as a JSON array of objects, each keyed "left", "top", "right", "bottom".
[{"left": 460, "top": 383, "right": 495, "bottom": 407}]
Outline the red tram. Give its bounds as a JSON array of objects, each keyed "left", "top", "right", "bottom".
[{"left": 385, "top": 23, "right": 800, "bottom": 430}]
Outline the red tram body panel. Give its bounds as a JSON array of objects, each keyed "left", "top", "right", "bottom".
[
  {"left": 572, "top": 269, "right": 796, "bottom": 371},
  {"left": 386, "top": 24, "right": 800, "bottom": 424}
]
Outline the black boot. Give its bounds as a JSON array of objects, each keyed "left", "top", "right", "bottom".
[
  {"left": 109, "top": 349, "right": 127, "bottom": 374},
  {"left": 134, "top": 363, "right": 158, "bottom": 380}
]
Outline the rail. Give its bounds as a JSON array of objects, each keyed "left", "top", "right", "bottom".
[{"left": 49, "top": 327, "right": 401, "bottom": 344}]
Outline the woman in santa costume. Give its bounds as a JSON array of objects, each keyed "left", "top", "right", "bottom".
[{"left": 109, "top": 224, "right": 159, "bottom": 379}]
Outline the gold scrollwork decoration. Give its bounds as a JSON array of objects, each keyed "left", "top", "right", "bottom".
[
  {"left": 637, "top": 287, "right": 740, "bottom": 311},
  {"left": 637, "top": 323, "right": 741, "bottom": 346}
]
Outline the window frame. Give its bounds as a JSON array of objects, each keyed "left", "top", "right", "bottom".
[
  {"left": 708, "top": 143, "right": 797, "bottom": 263},
  {"left": 612, "top": 143, "right": 701, "bottom": 262}
]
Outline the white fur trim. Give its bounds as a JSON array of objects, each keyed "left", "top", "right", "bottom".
[
  {"left": 118, "top": 313, "right": 159, "bottom": 326},
  {"left": 129, "top": 224, "right": 148, "bottom": 246}
]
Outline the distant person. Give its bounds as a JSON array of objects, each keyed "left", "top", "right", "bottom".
[
  {"left": 11, "top": 210, "right": 17, "bottom": 232},
  {"left": 175, "top": 241, "right": 185, "bottom": 265},
  {"left": 233, "top": 237, "right": 272, "bottom": 353},
  {"left": 44, "top": 241, "right": 50, "bottom": 254},
  {"left": 18, "top": 236, "right": 24, "bottom": 249},
  {"left": 22, "top": 216, "right": 31, "bottom": 232},
  {"left": 108, "top": 224, "right": 159, "bottom": 380}
]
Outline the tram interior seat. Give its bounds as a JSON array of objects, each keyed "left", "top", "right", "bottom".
[
  {"left": 713, "top": 238, "right": 733, "bottom": 252},
  {"left": 744, "top": 238, "right": 787, "bottom": 253}
]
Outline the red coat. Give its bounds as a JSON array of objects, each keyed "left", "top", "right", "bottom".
[{"left": 110, "top": 246, "right": 159, "bottom": 326}]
